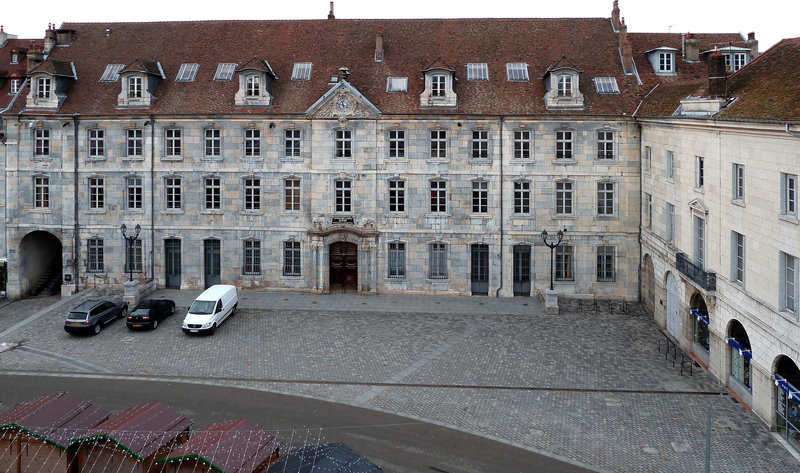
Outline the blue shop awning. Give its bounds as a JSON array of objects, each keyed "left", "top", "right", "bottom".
[
  {"left": 690, "top": 309, "right": 709, "bottom": 326},
  {"left": 775, "top": 375, "right": 800, "bottom": 402},
  {"left": 725, "top": 337, "right": 752, "bottom": 360}
]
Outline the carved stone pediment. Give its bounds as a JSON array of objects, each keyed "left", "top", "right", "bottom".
[
  {"left": 306, "top": 80, "right": 380, "bottom": 120},
  {"left": 688, "top": 198, "right": 709, "bottom": 215}
]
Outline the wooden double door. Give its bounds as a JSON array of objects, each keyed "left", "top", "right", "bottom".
[{"left": 329, "top": 242, "right": 358, "bottom": 293}]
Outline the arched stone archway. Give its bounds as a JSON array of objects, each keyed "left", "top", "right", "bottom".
[
  {"left": 690, "top": 292, "right": 710, "bottom": 364},
  {"left": 17, "top": 231, "right": 62, "bottom": 298},
  {"left": 308, "top": 221, "right": 379, "bottom": 294},
  {"left": 726, "top": 319, "right": 752, "bottom": 404},
  {"left": 641, "top": 254, "right": 655, "bottom": 315},
  {"left": 774, "top": 356, "right": 800, "bottom": 452}
]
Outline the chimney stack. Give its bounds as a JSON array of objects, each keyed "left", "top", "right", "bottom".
[
  {"left": 622, "top": 38, "right": 633, "bottom": 74},
  {"left": 328, "top": 1, "right": 335, "bottom": 20},
  {"left": 708, "top": 50, "right": 727, "bottom": 99},
  {"left": 375, "top": 27, "right": 384, "bottom": 62},
  {"left": 618, "top": 18, "right": 627, "bottom": 50},
  {"left": 684, "top": 33, "right": 699, "bottom": 61},
  {"left": 27, "top": 42, "right": 44, "bottom": 73},
  {"left": 612, "top": 1, "right": 621, "bottom": 31},
  {"left": 44, "top": 23, "right": 57, "bottom": 54},
  {"left": 745, "top": 32, "right": 758, "bottom": 58}
]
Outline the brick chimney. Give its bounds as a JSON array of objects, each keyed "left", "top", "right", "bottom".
[
  {"left": 618, "top": 18, "right": 627, "bottom": 50},
  {"left": 708, "top": 50, "right": 727, "bottom": 99},
  {"left": 327, "top": 1, "right": 335, "bottom": 20},
  {"left": 622, "top": 38, "right": 634, "bottom": 74},
  {"left": 27, "top": 42, "right": 44, "bottom": 73},
  {"left": 611, "top": 0, "right": 621, "bottom": 31},
  {"left": 44, "top": 23, "right": 57, "bottom": 54},
  {"left": 684, "top": 33, "right": 699, "bottom": 61},
  {"left": 375, "top": 27, "right": 384, "bottom": 62},
  {"left": 745, "top": 32, "right": 758, "bottom": 58}
]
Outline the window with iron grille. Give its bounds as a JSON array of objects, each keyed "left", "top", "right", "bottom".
[
  {"left": 205, "top": 129, "right": 220, "bottom": 157},
  {"left": 430, "top": 130, "right": 447, "bottom": 158},
  {"left": 430, "top": 180, "right": 446, "bottom": 213},
  {"left": 388, "top": 130, "right": 405, "bottom": 158},
  {"left": 597, "top": 181, "right": 615, "bottom": 216},
  {"left": 472, "top": 130, "right": 488, "bottom": 158},
  {"left": 555, "top": 181, "right": 573, "bottom": 215},
  {"left": 557, "top": 76, "right": 572, "bottom": 96},
  {"left": 429, "top": 243, "right": 448, "bottom": 279},
  {"left": 129, "top": 76, "right": 142, "bottom": 98},
  {"left": 388, "top": 242, "right": 406, "bottom": 278},
  {"left": 165, "top": 177, "right": 182, "bottom": 209},
  {"left": 389, "top": 179, "right": 405, "bottom": 213},
  {"left": 335, "top": 129, "right": 352, "bottom": 158},
  {"left": 126, "top": 176, "right": 143, "bottom": 209},
  {"left": 244, "top": 178, "right": 260, "bottom": 210},
  {"left": 34, "top": 176, "right": 49, "bottom": 208},
  {"left": 245, "top": 129, "right": 261, "bottom": 157},
  {"left": 243, "top": 240, "right": 261, "bottom": 275},
  {"left": 556, "top": 130, "right": 572, "bottom": 160},
  {"left": 127, "top": 129, "right": 143, "bottom": 157},
  {"left": 472, "top": 181, "right": 488, "bottom": 213},
  {"left": 431, "top": 74, "right": 446, "bottom": 97},
  {"left": 34, "top": 129, "right": 50, "bottom": 156},
  {"left": 555, "top": 245, "right": 574, "bottom": 281},
  {"left": 89, "top": 177, "right": 104, "bottom": 209},
  {"left": 514, "top": 181, "right": 530, "bottom": 214},
  {"left": 597, "top": 130, "right": 614, "bottom": 159},
  {"left": 285, "top": 129, "right": 301, "bottom": 157},
  {"left": 283, "top": 241, "right": 301, "bottom": 276},
  {"left": 125, "top": 239, "right": 143, "bottom": 273},
  {"left": 335, "top": 179, "right": 352, "bottom": 213},
  {"left": 284, "top": 178, "right": 300, "bottom": 211},
  {"left": 245, "top": 75, "right": 260, "bottom": 97},
  {"left": 88, "top": 129, "right": 104, "bottom": 157},
  {"left": 87, "top": 238, "right": 104, "bottom": 273},
  {"left": 596, "top": 246, "right": 615, "bottom": 282},
  {"left": 165, "top": 129, "right": 182, "bottom": 156},
  {"left": 514, "top": 130, "right": 531, "bottom": 159},
  {"left": 205, "top": 177, "right": 221, "bottom": 210}
]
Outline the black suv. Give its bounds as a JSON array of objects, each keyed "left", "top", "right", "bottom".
[
  {"left": 64, "top": 300, "right": 128, "bottom": 335},
  {"left": 126, "top": 299, "right": 176, "bottom": 330}
]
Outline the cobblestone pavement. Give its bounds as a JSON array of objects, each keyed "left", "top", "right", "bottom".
[{"left": 0, "top": 289, "right": 798, "bottom": 472}]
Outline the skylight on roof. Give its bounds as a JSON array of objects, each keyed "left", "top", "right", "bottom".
[
  {"left": 213, "top": 63, "right": 237, "bottom": 81},
  {"left": 99, "top": 64, "right": 124, "bottom": 82},
  {"left": 175, "top": 63, "right": 199, "bottom": 82},
  {"left": 593, "top": 77, "right": 620, "bottom": 94},
  {"left": 386, "top": 77, "right": 408, "bottom": 93},
  {"left": 466, "top": 63, "right": 489, "bottom": 81},
  {"left": 291, "top": 62, "right": 313, "bottom": 81},
  {"left": 506, "top": 63, "right": 529, "bottom": 82}
]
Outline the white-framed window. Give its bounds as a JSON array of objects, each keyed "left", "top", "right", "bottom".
[
  {"left": 204, "top": 177, "right": 221, "bottom": 210},
  {"left": 593, "top": 77, "right": 619, "bottom": 94},
  {"left": 128, "top": 76, "right": 142, "bottom": 98},
  {"left": 597, "top": 130, "right": 614, "bottom": 159},
  {"left": 88, "top": 129, "right": 104, "bottom": 157},
  {"left": 243, "top": 240, "right": 261, "bottom": 275},
  {"left": 284, "top": 178, "right": 301, "bottom": 211},
  {"left": 694, "top": 215, "right": 706, "bottom": 270},
  {"left": 244, "top": 128, "right": 261, "bottom": 157},
  {"left": 726, "top": 53, "right": 748, "bottom": 71},
  {"left": 165, "top": 177, "right": 182, "bottom": 210},
  {"left": 505, "top": 63, "right": 529, "bottom": 82},
  {"left": 597, "top": 181, "right": 615, "bottom": 216},
  {"left": 430, "top": 130, "right": 447, "bottom": 159},
  {"left": 34, "top": 176, "right": 50, "bottom": 208},
  {"left": 733, "top": 163, "right": 745, "bottom": 201},
  {"left": 666, "top": 202, "right": 675, "bottom": 243},
  {"left": 283, "top": 241, "right": 301, "bottom": 276},
  {"left": 556, "top": 130, "right": 573, "bottom": 160},
  {"left": 291, "top": 62, "right": 313, "bottom": 81},
  {"left": 644, "top": 146, "right": 652, "bottom": 171},
  {"left": 731, "top": 231, "right": 745, "bottom": 285},
  {"left": 555, "top": 246, "right": 574, "bottom": 281},
  {"left": 10, "top": 79, "right": 20, "bottom": 94},
  {"left": 204, "top": 128, "right": 220, "bottom": 157},
  {"left": 175, "top": 63, "right": 199, "bottom": 82},
  {"left": 597, "top": 246, "right": 615, "bottom": 282},
  {"left": 513, "top": 130, "right": 531, "bottom": 159},
  {"left": 124, "top": 239, "right": 143, "bottom": 273},
  {"left": 244, "top": 177, "right": 261, "bottom": 210},
  {"left": 386, "top": 77, "right": 408, "bottom": 92},
  {"left": 285, "top": 129, "right": 301, "bottom": 157},
  {"left": 555, "top": 181, "right": 573, "bottom": 215},
  {"left": 165, "top": 129, "right": 182, "bottom": 157},
  {"left": 696, "top": 156, "right": 705, "bottom": 189},
  {"left": 472, "top": 180, "right": 488, "bottom": 214},
  {"left": 126, "top": 176, "right": 143, "bottom": 209},
  {"left": 36, "top": 77, "right": 51, "bottom": 98},
  {"left": 781, "top": 173, "right": 797, "bottom": 217},
  {"left": 666, "top": 150, "right": 674, "bottom": 179},
  {"left": 472, "top": 130, "right": 488, "bottom": 158},
  {"left": 658, "top": 52, "right": 674, "bottom": 72},
  {"left": 514, "top": 181, "right": 531, "bottom": 214},
  {"left": 780, "top": 251, "right": 798, "bottom": 314},
  {"left": 430, "top": 180, "right": 447, "bottom": 213},
  {"left": 466, "top": 63, "right": 489, "bottom": 81},
  {"left": 127, "top": 129, "right": 143, "bottom": 157},
  {"left": 213, "top": 63, "right": 237, "bottom": 81},
  {"left": 644, "top": 193, "right": 652, "bottom": 228},
  {"left": 388, "top": 179, "right": 405, "bottom": 213},
  {"left": 87, "top": 238, "right": 104, "bottom": 273},
  {"left": 34, "top": 129, "right": 50, "bottom": 156},
  {"left": 388, "top": 130, "right": 405, "bottom": 158},
  {"left": 11, "top": 53, "right": 18, "bottom": 64},
  {"left": 88, "top": 177, "right": 104, "bottom": 209},
  {"left": 429, "top": 243, "right": 448, "bottom": 279},
  {"left": 335, "top": 179, "right": 352, "bottom": 213},
  {"left": 431, "top": 74, "right": 446, "bottom": 97},
  {"left": 245, "top": 75, "right": 260, "bottom": 97},
  {"left": 388, "top": 242, "right": 406, "bottom": 278},
  {"left": 335, "top": 129, "right": 352, "bottom": 158},
  {"left": 557, "top": 75, "right": 572, "bottom": 96}
]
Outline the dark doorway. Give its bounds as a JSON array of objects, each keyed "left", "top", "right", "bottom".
[
  {"left": 18, "top": 231, "right": 62, "bottom": 297},
  {"left": 513, "top": 245, "right": 531, "bottom": 296},
  {"left": 204, "top": 240, "right": 221, "bottom": 288},
  {"left": 165, "top": 239, "right": 181, "bottom": 289},
  {"left": 329, "top": 242, "right": 358, "bottom": 293},
  {"left": 471, "top": 244, "right": 489, "bottom": 296}
]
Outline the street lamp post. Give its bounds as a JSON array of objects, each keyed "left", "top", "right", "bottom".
[
  {"left": 120, "top": 223, "right": 141, "bottom": 282},
  {"left": 541, "top": 229, "right": 564, "bottom": 291}
]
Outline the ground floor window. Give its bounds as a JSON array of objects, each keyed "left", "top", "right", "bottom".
[
  {"left": 776, "top": 375, "right": 800, "bottom": 452},
  {"left": 243, "top": 240, "right": 261, "bottom": 275},
  {"left": 87, "top": 239, "right": 104, "bottom": 273},
  {"left": 283, "top": 241, "right": 301, "bottom": 276},
  {"left": 388, "top": 242, "right": 406, "bottom": 278},
  {"left": 694, "top": 317, "right": 710, "bottom": 351},
  {"left": 124, "top": 239, "right": 143, "bottom": 273}
]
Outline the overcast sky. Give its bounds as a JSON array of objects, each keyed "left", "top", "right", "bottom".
[{"left": 2, "top": 0, "right": 796, "bottom": 52}]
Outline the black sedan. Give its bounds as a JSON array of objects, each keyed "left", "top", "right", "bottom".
[
  {"left": 126, "top": 299, "right": 176, "bottom": 330},
  {"left": 64, "top": 300, "right": 128, "bottom": 335}
]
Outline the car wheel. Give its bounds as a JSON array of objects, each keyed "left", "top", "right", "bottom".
[
  {"left": 120, "top": 308, "right": 128, "bottom": 319},
  {"left": 152, "top": 320, "right": 158, "bottom": 330},
  {"left": 170, "top": 305, "right": 175, "bottom": 315},
  {"left": 210, "top": 323, "right": 217, "bottom": 335},
  {"left": 93, "top": 324, "right": 101, "bottom": 335}
]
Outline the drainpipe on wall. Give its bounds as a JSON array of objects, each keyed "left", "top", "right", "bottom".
[
  {"left": 149, "top": 114, "right": 155, "bottom": 282},
  {"left": 72, "top": 114, "right": 80, "bottom": 294},
  {"left": 786, "top": 123, "right": 800, "bottom": 140},
  {"left": 633, "top": 117, "right": 642, "bottom": 303},
  {"left": 495, "top": 117, "right": 504, "bottom": 297}
]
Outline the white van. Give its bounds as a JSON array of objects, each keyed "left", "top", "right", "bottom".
[{"left": 182, "top": 285, "right": 238, "bottom": 335}]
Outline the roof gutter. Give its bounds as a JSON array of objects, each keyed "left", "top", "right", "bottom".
[
  {"left": 632, "top": 84, "right": 659, "bottom": 117},
  {"left": 786, "top": 123, "right": 800, "bottom": 140}
]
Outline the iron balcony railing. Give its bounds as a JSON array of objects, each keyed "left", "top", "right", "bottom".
[{"left": 676, "top": 252, "right": 716, "bottom": 291}]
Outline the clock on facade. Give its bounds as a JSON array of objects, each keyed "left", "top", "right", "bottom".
[{"left": 336, "top": 98, "right": 350, "bottom": 113}]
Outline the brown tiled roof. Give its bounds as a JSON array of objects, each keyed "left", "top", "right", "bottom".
[
  {"left": 0, "top": 38, "right": 44, "bottom": 109},
  {"left": 121, "top": 58, "right": 164, "bottom": 77},
  {"left": 545, "top": 56, "right": 582, "bottom": 74},
  {"left": 30, "top": 59, "right": 76, "bottom": 78},
  {"left": 634, "top": 80, "right": 706, "bottom": 117},
  {"left": 5, "top": 18, "right": 644, "bottom": 116}
]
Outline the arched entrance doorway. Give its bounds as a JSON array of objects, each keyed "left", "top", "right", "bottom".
[
  {"left": 330, "top": 242, "right": 358, "bottom": 293},
  {"left": 726, "top": 320, "right": 752, "bottom": 404},
  {"left": 18, "top": 231, "right": 62, "bottom": 297},
  {"left": 642, "top": 254, "right": 655, "bottom": 314},
  {"left": 665, "top": 272, "right": 680, "bottom": 339},
  {"left": 690, "top": 293, "right": 710, "bottom": 365},
  {"left": 774, "top": 356, "right": 800, "bottom": 452}
]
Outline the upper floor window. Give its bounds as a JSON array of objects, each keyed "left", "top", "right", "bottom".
[
  {"left": 11, "top": 53, "right": 18, "bottom": 64},
  {"left": 291, "top": 62, "right": 313, "bottom": 81},
  {"left": 556, "top": 130, "right": 573, "bottom": 160},
  {"left": 693, "top": 215, "right": 706, "bottom": 270},
  {"left": 725, "top": 53, "right": 748, "bottom": 72},
  {"left": 472, "top": 131, "right": 488, "bottom": 158},
  {"left": 472, "top": 181, "right": 488, "bottom": 214},
  {"left": 665, "top": 202, "right": 675, "bottom": 243},
  {"left": 165, "top": 177, "right": 182, "bottom": 210},
  {"left": 245, "top": 75, "right": 260, "bottom": 97},
  {"left": 386, "top": 77, "right": 408, "bottom": 93},
  {"left": 781, "top": 173, "right": 797, "bottom": 217},
  {"left": 126, "top": 176, "right": 143, "bottom": 210},
  {"left": 284, "top": 178, "right": 301, "bottom": 211},
  {"left": 389, "top": 130, "right": 405, "bottom": 158},
  {"left": 244, "top": 178, "right": 261, "bottom": 210},
  {"left": 506, "top": 63, "right": 529, "bottom": 82},
  {"left": 34, "top": 129, "right": 50, "bottom": 156},
  {"left": 127, "top": 129, "right": 143, "bottom": 157},
  {"left": 597, "top": 130, "right": 614, "bottom": 160},
  {"left": 213, "top": 63, "right": 237, "bottom": 81},
  {"left": 597, "top": 181, "right": 615, "bottom": 216},
  {"left": 645, "top": 146, "right": 652, "bottom": 171},
  {"left": 430, "top": 130, "right": 447, "bottom": 159},
  {"left": 514, "top": 181, "right": 531, "bottom": 214},
  {"left": 205, "top": 129, "right": 221, "bottom": 157},
  {"left": 129, "top": 76, "right": 142, "bottom": 98},
  {"left": 430, "top": 180, "right": 447, "bottom": 213},
  {"left": 36, "top": 78, "right": 51, "bottom": 98},
  {"left": 34, "top": 176, "right": 50, "bottom": 208},
  {"left": 731, "top": 231, "right": 745, "bottom": 285},
  {"left": 514, "top": 130, "right": 531, "bottom": 159},
  {"left": 10, "top": 79, "right": 20, "bottom": 94},
  {"left": 781, "top": 251, "right": 798, "bottom": 315},
  {"left": 696, "top": 156, "right": 705, "bottom": 189},
  {"left": 666, "top": 150, "right": 674, "bottom": 179},
  {"left": 733, "top": 163, "right": 745, "bottom": 201},
  {"left": 334, "top": 179, "right": 352, "bottom": 213},
  {"left": 431, "top": 74, "right": 446, "bottom": 97},
  {"left": 388, "top": 179, "right": 405, "bottom": 213},
  {"left": 658, "top": 52, "right": 674, "bottom": 73},
  {"left": 335, "top": 129, "right": 352, "bottom": 158},
  {"left": 644, "top": 193, "right": 653, "bottom": 228},
  {"left": 88, "top": 129, "right": 104, "bottom": 157},
  {"left": 165, "top": 129, "right": 182, "bottom": 157},
  {"left": 204, "top": 177, "right": 221, "bottom": 210},
  {"left": 466, "top": 63, "right": 489, "bottom": 81},
  {"left": 285, "top": 129, "right": 301, "bottom": 157},
  {"left": 88, "top": 177, "right": 105, "bottom": 209},
  {"left": 245, "top": 129, "right": 261, "bottom": 157},
  {"left": 555, "top": 181, "right": 573, "bottom": 215},
  {"left": 557, "top": 76, "right": 572, "bottom": 96}
]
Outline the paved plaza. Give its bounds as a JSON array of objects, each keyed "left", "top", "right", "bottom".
[{"left": 0, "top": 289, "right": 798, "bottom": 472}]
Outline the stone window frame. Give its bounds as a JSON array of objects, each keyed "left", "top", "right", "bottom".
[
  {"left": 471, "top": 178, "right": 489, "bottom": 214},
  {"left": 428, "top": 241, "right": 449, "bottom": 280},
  {"left": 513, "top": 129, "right": 533, "bottom": 160},
  {"left": 204, "top": 127, "right": 221, "bottom": 158},
  {"left": 666, "top": 150, "right": 674, "bottom": 179},
  {"left": 33, "top": 174, "right": 50, "bottom": 209},
  {"left": 244, "top": 127, "right": 262, "bottom": 158},
  {"left": 596, "top": 179, "right": 616, "bottom": 217},
  {"left": 242, "top": 239, "right": 262, "bottom": 276},
  {"left": 88, "top": 175, "right": 105, "bottom": 210},
  {"left": 126, "top": 128, "right": 143, "bottom": 158},
  {"left": 36, "top": 77, "right": 51, "bottom": 99},
  {"left": 334, "top": 128, "right": 353, "bottom": 159},
  {"left": 430, "top": 129, "right": 447, "bottom": 159},
  {"left": 334, "top": 178, "right": 352, "bottom": 214},
  {"left": 87, "top": 238, "right": 105, "bottom": 273},
  {"left": 283, "top": 176, "right": 301, "bottom": 212},
  {"left": 388, "top": 128, "right": 406, "bottom": 159},
  {"left": 125, "top": 174, "right": 144, "bottom": 210},
  {"left": 596, "top": 128, "right": 616, "bottom": 161},
  {"left": 555, "top": 245, "right": 574, "bottom": 282},
  {"left": 513, "top": 179, "right": 532, "bottom": 215},
  {"left": 429, "top": 179, "right": 448, "bottom": 214},
  {"left": 88, "top": 128, "right": 105, "bottom": 158},
  {"left": 34, "top": 128, "right": 50, "bottom": 157},
  {"left": 471, "top": 130, "right": 489, "bottom": 159},
  {"left": 557, "top": 75, "right": 573, "bottom": 97},
  {"left": 283, "top": 240, "right": 302, "bottom": 277},
  {"left": 164, "top": 175, "right": 183, "bottom": 211},
  {"left": 387, "top": 241, "right": 407, "bottom": 279},
  {"left": 242, "top": 176, "right": 262, "bottom": 211},
  {"left": 554, "top": 179, "right": 574, "bottom": 216},
  {"left": 125, "top": 239, "right": 144, "bottom": 274},
  {"left": 780, "top": 251, "right": 798, "bottom": 316},
  {"left": 596, "top": 245, "right": 616, "bottom": 283},
  {"left": 731, "top": 230, "right": 745, "bottom": 286},
  {"left": 164, "top": 128, "right": 182, "bottom": 158},
  {"left": 284, "top": 128, "right": 301, "bottom": 158},
  {"left": 732, "top": 163, "right": 745, "bottom": 202},
  {"left": 387, "top": 177, "right": 406, "bottom": 214},
  {"left": 781, "top": 173, "right": 798, "bottom": 220},
  {"left": 695, "top": 156, "right": 705, "bottom": 191},
  {"left": 555, "top": 128, "right": 574, "bottom": 161},
  {"left": 203, "top": 175, "right": 222, "bottom": 211}
]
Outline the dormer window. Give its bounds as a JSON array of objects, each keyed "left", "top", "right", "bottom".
[
  {"left": 646, "top": 48, "right": 677, "bottom": 76},
  {"left": 10, "top": 79, "right": 20, "bottom": 94},
  {"left": 116, "top": 60, "right": 165, "bottom": 109},
  {"left": 725, "top": 52, "right": 748, "bottom": 71},
  {"left": 36, "top": 78, "right": 51, "bottom": 98},
  {"left": 11, "top": 53, "right": 19, "bottom": 64},
  {"left": 431, "top": 74, "right": 446, "bottom": 97},
  {"left": 234, "top": 58, "right": 276, "bottom": 108},
  {"left": 25, "top": 60, "right": 77, "bottom": 111},
  {"left": 420, "top": 58, "right": 457, "bottom": 109},
  {"left": 128, "top": 76, "right": 142, "bottom": 98},
  {"left": 246, "top": 75, "right": 260, "bottom": 97},
  {"left": 658, "top": 52, "right": 673, "bottom": 72},
  {"left": 557, "top": 76, "right": 572, "bottom": 96},
  {"left": 543, "top": 58, "right": 584, "bottom": 110}
]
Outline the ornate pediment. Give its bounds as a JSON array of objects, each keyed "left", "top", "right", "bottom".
[
  {"left": 305, "top": 80, "right": 380, "bottom": 120},
  {"left": 688, "top": 198, "right": 709, "bottom": 215}
]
